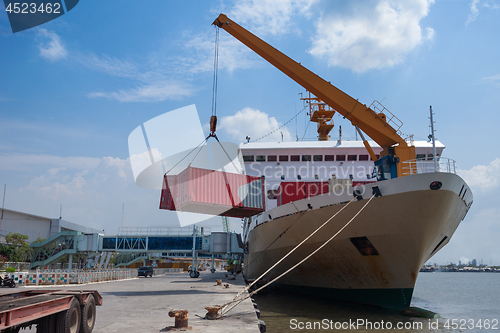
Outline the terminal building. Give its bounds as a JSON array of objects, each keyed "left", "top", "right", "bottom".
[{"left": 0, "top": 208, "right": 102, "bottom": 244}]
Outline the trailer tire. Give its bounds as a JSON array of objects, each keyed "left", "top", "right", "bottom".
[
  {"left": 37, "top": 314, "right": 56, "bottom": 333},
  {"left": 56, "top": 298, "right": 81, "bottom": 333},
  {"left": 80, "top": 295, "right": 96, "bottom": 333}
]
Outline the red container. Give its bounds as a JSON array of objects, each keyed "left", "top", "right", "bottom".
[
  {"left": 305, "top": 181, "right": 329, "bottom": 198},
  {"left": 159, "top": 167, "right": 265, "bottom": 218},
  {"left": 278, "top": 182, "right": 306, "bottom": 206}
]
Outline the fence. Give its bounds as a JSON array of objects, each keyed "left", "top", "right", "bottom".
[{"left": 6, "top": 268, "right": 184, "bottom": 286}]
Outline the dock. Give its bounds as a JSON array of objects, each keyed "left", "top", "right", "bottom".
[{"left": 19, "top": 270, "right": 262, "bottom": 333}]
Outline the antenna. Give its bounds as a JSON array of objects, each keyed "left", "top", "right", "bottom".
[
  {"left": 1, "top": 184, "right": 6, "bottom": 221},
  {"left": 429, "top": 106, "right": 438, "bottom": 172}
]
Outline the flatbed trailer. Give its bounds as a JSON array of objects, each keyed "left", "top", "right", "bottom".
[{"left": 0, "top": 290, "right": 102, "bottom": 333}]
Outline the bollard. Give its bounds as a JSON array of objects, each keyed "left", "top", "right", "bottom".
[
  {"left": 168, "top": 309, "right": 189, "bottom": 328},
  {"left": 216, "top": 279, "right": 222, "bottom": 286},
  {"left": 205, "top": 306, "right": 221, "bottom": 320}
]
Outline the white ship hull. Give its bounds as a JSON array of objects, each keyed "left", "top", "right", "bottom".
[{"left": 244, "top": 172, "right": 473, "bottom": 309}]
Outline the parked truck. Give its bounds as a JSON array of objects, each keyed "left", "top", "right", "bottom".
[{"left": 0, "top": 289, "right": 102, "bottom": 333}]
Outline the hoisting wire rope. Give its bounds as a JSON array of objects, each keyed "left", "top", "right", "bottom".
[
  {"left": 164, "top": 138, "right": 210, "bottom": 176},
  {"left": 211, "top": 27, "right": 220, "bottom": 118},
  {"left": 165, "top": 27, "right": 220, "bottom": 176},
  {"left": 218, "top": 194, "right": 376, "bottom": 318},
  {"left": 227, "top": 196, "right": 355, "bottom": 309}
]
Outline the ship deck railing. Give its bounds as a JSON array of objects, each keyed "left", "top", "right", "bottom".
[{"left": 401, "top": 157, "right": 456, "bottom": 176}]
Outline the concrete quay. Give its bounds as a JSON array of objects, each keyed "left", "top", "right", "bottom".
[{"left": 19, "top": 270, "right": 262, "bottom": 333}]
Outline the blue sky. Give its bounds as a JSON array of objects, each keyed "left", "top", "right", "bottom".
[{"left": 0, "top": 0, "right": 499, "bottom": 265}]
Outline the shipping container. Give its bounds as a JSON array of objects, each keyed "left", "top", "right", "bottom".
[
  {"left": 159, "top": 167, "right": 265, "bottom": 218},
  {"left": 305, "top": 181, "right": 329, "bottom": 198},
  {"left": 277, "top": 182, "right": 306, "bottom": 206}
]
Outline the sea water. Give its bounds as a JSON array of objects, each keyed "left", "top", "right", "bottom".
[{"left": 252, "top": 272, "right": 500, "bottom": 332}]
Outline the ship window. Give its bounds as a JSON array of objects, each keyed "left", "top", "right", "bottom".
[
  {"left": 350, "top": 237, "right": 379, "bottom": 256},
  {"left": 359, "top": 155, "right": 369, "bottom": 161},
  {"left": 336, "top": 155, "right": 346, "bottom": 161},
  {"left": 416, "top": 154, "right": 426, "bottom": 160},
  {"left": 347, "top": 155, "right": 357, "bottom": 161},
  {"left": 325, "top": 155, "right": 335, "bottom": 161},
  {"left": 243, "top": 155, "right": 254, "bottom": 162},
  {"left": 313, "top": 155, "right": 323, "bottom": 161},
  {"left": 268, "top": 155, "right": 277, "bottom": 162},
  {"left": 427, "top": 154, "right": 434, "bottom": 161},
  {"left": 281, "top": 175, "right": 285, "bottom": 180},
  {"left": 297, "top": 175, "right": 302, "bottom": 180},
  {"left": 279, "top": 155, "right": 289, "bottom": 162},
  {"left": 256, "top": 155, "right": 266, "bottom": 162},
  {"left": 291, "top": 155, "right": 300, "bottom": 161},
  {"left": 370, "top": 155, "right": 380, "bottom": 161},
  {"left": 302, "top": 155, "right": 312, "bottom": 161}
]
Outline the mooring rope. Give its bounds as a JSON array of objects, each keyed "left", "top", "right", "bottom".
[
  {"left": 234, "top": 196, "right": 356, "bottom": 303},
  {"left": 218, "top": 194, "right": 376, "bottom": 317}
]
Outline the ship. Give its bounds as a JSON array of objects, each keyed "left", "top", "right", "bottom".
[
  {"left": 239, "top": 136, "right": 472, "bottom": 309},
  {"left": 209, "top": 14, "right": 474, "bottom": 310}
]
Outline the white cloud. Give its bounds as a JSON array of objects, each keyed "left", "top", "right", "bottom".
[
  {"left": 228, "top": 0, "right": 316, "bottom": 36},
  {"left": 38, "top": 29, "right": 67, "bottom": 61},
  {"left": 475, "top": 73, "right": 500, "bottom": 84},
  {"left": 466, "top": 0, "right": 500, "bottom": 24},
  {"left": 77, "top": 53, "right": 138, "bottom": 78},
  {"left": 458, "top": 158, "right": 500, "bottom": 192},
  {"left": 0, "top": 153, "right": 101, "bottom": 172},
  {"left": 180, "top": 32, "right": 262, "bottom": 74},
  {"left": 87, "top": 81, "right": 194, "bottom": 103},
  {"left": 308, "top": 0, "right": 435, "bottom": 72},
  {"left": 219, "top": 107, "right": 293, "bottom": 143},
  {"left": 467, "top": 0, "right": 480, "bottom": 24}
]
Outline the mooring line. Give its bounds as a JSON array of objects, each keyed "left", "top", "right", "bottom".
[
  {"left": 232, "top": 196, "right": 356, "bottom": 305},
  {"left": 219, "top": 194, "right": 375, "bottom": 317}
]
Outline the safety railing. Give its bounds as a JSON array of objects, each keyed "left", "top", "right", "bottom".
[
  {"left": 401, "top": 157, "right": 456, "bottom": 176},
  {"left": 369, "top": 100, "right": 403, "bottom": 135},
  {"left": 117, "top": 227, "right": 211, "bottom": 236}
]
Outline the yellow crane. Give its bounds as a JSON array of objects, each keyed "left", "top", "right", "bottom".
[{"left": 213, "top": 14, "right": 416, "bottom": 179}]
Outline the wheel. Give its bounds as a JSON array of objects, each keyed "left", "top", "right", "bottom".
[
  {"left": 56, "top": 298, "right": 81, "bottom": 333},
  {"left": 80, "top": 295, "right": 96, "bottom": 333},
  {"left": 8, "top": 280, "right": 16, "bottom": 288},
  {"left": 37, "top": 315, "right": 56, "bottom": 333}
]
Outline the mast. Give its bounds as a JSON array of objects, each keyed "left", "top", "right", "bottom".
[{"left": 430, "top": 106, "right": 438, "bottom": 171}]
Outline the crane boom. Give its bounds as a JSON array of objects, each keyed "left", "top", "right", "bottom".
[{"left": 213, "top": 14, "right": 415, "bottom": 178}]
